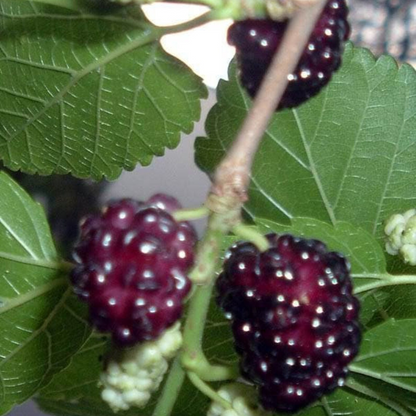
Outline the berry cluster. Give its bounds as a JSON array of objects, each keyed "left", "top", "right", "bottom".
[
  {"left": 101, "top": 323, "right": 183, "bottom": 411},
  {"left": 216, "top": 234, "right": 361, "bottom": 412},
  {"left": 71, "top": 194, "right": 196, "bottom": 346},
  {"left": 228, "top": 0, "right": 350, "bottom": 109}
]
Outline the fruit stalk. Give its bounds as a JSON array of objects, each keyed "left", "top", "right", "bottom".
[
  {"left": 181, "top": 283, "right": 239, "bottom": 381},
  {"left": 151, "top": 358, "right": 186, "bottom": 416},
  {"left": 172, "top": 206, "right": 210, "bottom": 222},
  {"left": 189, "top": 195, "right": 241, "bottom": 285},
  {"left": 187, "top": 371, "right": 234, "bottom": 409},
  {"left": 353, "top": 274, "right": 416, "bottom": 295},
  {"left": 211, "top": 0, "right": 327, "bottom": 202},
  {"left": 232, "top": 224, "right": 269, "bottom": 251}
]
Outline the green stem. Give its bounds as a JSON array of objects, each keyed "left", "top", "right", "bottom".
[
  {"left": 181, "top": 283, "right": 238, "bottom": 381},
  {"left": 189, "top": 208, "right": 240, "bottom": 284},
  {"left": 197, "top": 361, "right": 239, "bottom": 382},
  {"left": 173, "top": 206, "right": 210, "bottom": 222},
  {"left": 180, "top": 197, "right": 242, "bottom": 380},
  {"left": 354, "top": 275, "right": 416, "bottom": 295},
  {"left": 232, "top": 223, "right": 269, "bottom": 252},
  {"left": 152, "top": 358, "right": 186, "bottom": 416},
  {"left": 162, "top": 10, "right": 218, "bottom": 35},
  {"left": 181, "top": 283, "right": 214, "bottom": 369},
  {"left": 187, "top": 372, "right": 233, "bottom": 410}
]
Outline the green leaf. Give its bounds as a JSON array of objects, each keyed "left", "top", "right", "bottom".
[
  {"left": 352, "top": 319, "right": 416, "bottom": 393},
  {"left": 349, "top": 376, "right": 416, "bottom": 416},
  {"left": 349, "top": 319, "right": 416, "bottom": 415},
  {"left": 0, "top": 1, "right": 207, "bottom": 180},
  {"left": 195, "top": 44, "right": 416, "bottom": 243},
  {"left": 382, "top": 286, "right": 416, "bottom": 320},
  {"left": 38, "top": 336, "right": 107, "bottom": 403},
  {"left": 291, "top": 389, "right": 401, "bottom": 416},
  {"left": 0, "top": 171, "right": 90, "bottom": 414},
  {"left": 37, "top": 396, "right": 145, "bottom": 416}
]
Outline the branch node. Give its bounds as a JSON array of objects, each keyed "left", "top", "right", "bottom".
[{"left": 205, "top": 192, "right": 244, "bottom": 214}]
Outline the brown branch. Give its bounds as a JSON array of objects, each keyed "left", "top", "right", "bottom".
[{"left": 210, "top": 0, "right": 327, "bottom": 207}]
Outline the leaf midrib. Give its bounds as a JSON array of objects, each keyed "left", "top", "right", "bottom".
[
  {"left": 0, "top": 250, "right": 65, "bottom": 269},
  {"left": 0, "top": 277, "right": 67, "bottom": 315},
  {"left": 350, "top": 365, "right": 416, "bottom": 394},
  {"left": 293, "top": 109, "right": 336, "bottom": 225}
]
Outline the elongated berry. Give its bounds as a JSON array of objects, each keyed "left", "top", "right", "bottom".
[
  {"left": 71, "top": 195, "right": 196, "bottom": 346},
  {"left": 228, "top": 0, "right": 350, "bottom": 110},
  {"left": 217, "top": 234, "right": 361, "bottom": 412}
]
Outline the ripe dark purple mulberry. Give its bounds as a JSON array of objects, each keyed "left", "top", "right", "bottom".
[
  {"left": 71, "top": 195, "right": 197, "bottom": 346},
  {"left": 217, "top": 234, "right": 361, "bottom": 412},
  {"left": 227, "top": 0, "right": 350, "bottom": 110}
]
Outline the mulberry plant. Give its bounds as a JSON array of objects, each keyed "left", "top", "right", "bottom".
[{"left": 0, "top": 0, "right": 415, "bottom": 416}]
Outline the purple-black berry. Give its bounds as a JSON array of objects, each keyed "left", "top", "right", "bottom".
[
  {"left": 217, "top": 234, "right": 361, "bottom": 412},
  {"left": 71, "top": 195, "right": 196, "bottom": 346},
  {"left": 227, "top": 0, "right": 350, "bottom": 110}
]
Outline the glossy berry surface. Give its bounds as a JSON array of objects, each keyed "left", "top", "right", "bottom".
[
  {"left": 217, "top": 234, "right": 361, "bottom": 412},
  {"left": 71, "top": 195, "right": 196, "bottom": 346},
  {"left": 227, "top": 0, "right": 350, "bottom": 110}
]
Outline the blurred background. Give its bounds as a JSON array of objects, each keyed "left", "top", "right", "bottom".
[{"left": 8, "top": 0, "right": 416, "bottom": 414}]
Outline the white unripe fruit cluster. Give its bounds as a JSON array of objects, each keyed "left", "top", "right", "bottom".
[
  {"left": 101, "top": 323, "right": 182, "bottom": 412},
  {"left": 385, "top": 209, "right": 416, "bottom": 265},
  {"left": 207, "top": 383, "right": 270, "bottom": 416}
]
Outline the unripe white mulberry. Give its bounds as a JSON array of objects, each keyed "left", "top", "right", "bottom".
[
  {"left": 207, "top": 383, "right": 270, "bottom": 416},
  {"left": 385, "top": 209, "right": 416, "bottom": 265},
  {"left": 101, "top": 323, "right": 182, "bottom": 412}
]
